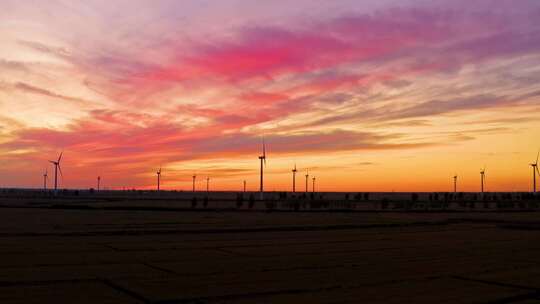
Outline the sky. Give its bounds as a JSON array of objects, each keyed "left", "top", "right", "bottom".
[{"left": 0, "top": 0, "right": 539, "bottom": 192}]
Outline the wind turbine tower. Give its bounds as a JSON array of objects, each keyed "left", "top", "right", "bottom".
[
  {"left": 48, "top": 152, "right": 63, "bottom": 192},
  {"left": 206, "top": 177, "right": 210, "bottom": 193},
  {"left": 453, "top": 174, "right": 457, "bottom": 193},
  {"left": 292, "top": 163, "right": 297, "bottom": 193},
  {"left": 258, "top": 138, "right": 266, "bottom": 199},
  {"left": 312, "top": 176, "right": 316, "bottom": 193},
  {"left": 192, "top": 174, "right": 196, "bottom": 192},
  {"left": 243, "top": 180, "right": 246, "bottom": 192},
  {"left": 480, "top": 168, "right": 486, "bottom": 193},
  {"left": 97, "top": 176, "right": 101, "bottom": 192},
  {"left": 43, "top": 169, "right": 48, "bottom": 190},
  {"left": 156, "top": 167, "right": 162, "bottom": 191},
  {"left": 305, "top": 169, "right": 309, "bottom": 193},
  {"left": 530, "top": 151, "right": 539, "bottom": 193}
]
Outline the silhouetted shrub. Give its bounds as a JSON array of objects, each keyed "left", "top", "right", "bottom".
[
  {"left": 236, "top": 193, "right": 244, "bottom": 208},
  {"left": 381, "top": 199, "right": 388, "bottom": 209},
  {"left": 381, "top": 198, "right": 389, "bottom": 209},
  {"left": 248, "top": 194, "right": 255, "bottom": 209}
]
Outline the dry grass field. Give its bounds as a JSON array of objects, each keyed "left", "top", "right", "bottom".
[{"left": 0, "top": 195, "right": 540, "bottom": 303}]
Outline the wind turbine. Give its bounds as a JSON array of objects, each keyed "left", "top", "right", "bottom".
[
  {"left": 48, "top": 152, "right": 63, "bottom": 191},
  {"left": 156, "top": 167, "right": 162, "bottom": 191},
  {"left": 292, "top": 163, "right": 297, "bottom": 193},
  {"left": 312, "top": 176, "right": 316, "bottom": 193},
  {"left": 530, "top": 151, "right": 539, "bottom": 193},
  {"left": 258, "top": 138, "right": 266, "bottom": 199},
  {"left": 43, "top": 169, "right": 48, "bottom": 190},
  {"left": 192, "top": 174, "right": 196, "bottom": 192},
  {"left": 97, "top": 176, "right": 101, "bottom": 192},
  {"left": 480, "top": 167, "right": 486, "bottom": 193},
  {"left": 305, "top": 169, "right": 309, "bottom": 193},
  {"left": 243, "top": 180, "right": 246, "bottom": 192},
  {"left": 206, "top": 176, "right": 210, "bottom": 193},
  {"left": 453, "top": 174, "right": 457, "bottom": 193}
]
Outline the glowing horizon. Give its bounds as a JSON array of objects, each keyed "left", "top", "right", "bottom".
[{"left": 1, "top": 0, "right": 539, "bottom": 192}]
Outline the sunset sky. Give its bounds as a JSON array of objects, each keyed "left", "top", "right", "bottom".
[{"left": 1, "top": 0, "right": 539, "bottom": 192}]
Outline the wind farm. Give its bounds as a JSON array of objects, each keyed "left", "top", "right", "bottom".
[
  {"left": 1, "top": 145, "right": 540, "bottom": 303},
  {"left": 4, "top": 144, "right": 539, "bottom": 211}
]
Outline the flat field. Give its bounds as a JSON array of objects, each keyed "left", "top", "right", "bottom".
[{"left": 0, "top": 194, "right": 539, "bottom": 303}]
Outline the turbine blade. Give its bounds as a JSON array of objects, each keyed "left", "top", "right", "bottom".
[
  {"left": 58, "top": 165, "right": 63, "bottom": 178},
  {"left": 58, "top": 151, "right": 63, "bottom": 163},
  {"left": 536, "top": 166, "right": 540, "bottom": 177},
  {"left": 536, "top": 150, "right": 539, "bottom": 165}
]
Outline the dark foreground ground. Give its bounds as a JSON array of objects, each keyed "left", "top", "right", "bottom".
[{"left": 1, "top": 203, "right": 540, "bottom": 303}]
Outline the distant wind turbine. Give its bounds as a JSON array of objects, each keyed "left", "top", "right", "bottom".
[
  {"left": 192, "top": 174, "right": 196, "bottom": 192},
  {"left": 530, "top": 151, "right": 539, "bottom": 193},
  {"left": 258, "top": 138, "right": 266, "bottom": 199},
  {"left": 97, "top": 176, "right": 101, "bottom": 191},
  {"left": 156, "top": 167, "right": 162, "bottom": 191},
  {"left": 292, "top": 163, "right": 297, "bottom": 193},
  {"left": 305, "top": 169, "right": 309, "bottom": 193},
  {"left": 243, "top": 180, "right": 246, "bottom": 192},
  {"left": 43, "top": 169, "right": 48, "bottom": 190},
  {"left": 312, "top": 176, "right": 316, "bottom": 193},
  {"left": 453, "top": 174, "right": 457, "bottom": 193},
  {"left": 480, "top": 167, "right": 486, "bottom": 193},
  {"left": 206, "top": 176, "right": 210, "bottom": 193},
  {"left": 48, "top": 151, "right": 63, "bottom": 191}
]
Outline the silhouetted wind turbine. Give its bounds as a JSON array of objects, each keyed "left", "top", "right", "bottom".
[
  {"left": 292, "top": 163, "right": 297, "bottom": 193},
  {"left": 305, "top": 169, "right": 309, "bottom": 193},
  {"left": 192, "top": 174, "right": 196, "bottom": 192},
  {"left": 530, "top": 151, "right": 539, "bottom": 193},
  {"left": 206, "top": 176, "right": 210, "bottom": 193},
  {"left": 453, "top": 174, "right": 457, "bottom": 193},
  {"left": 243, "top": 180, "right": 246, "bottom": 192},
  {"left": 480, "top": 167, "right": 486, "bottom": 193},
  {"left": 97, "top": 176, "right": 101, "bottom": 191},
  {"left": 312, "top": 176, "right": 316, "bottom": 193},
  {"left": 156, "top": 167, "right": 162, "bottom": 191},
  {"left": 48, "top": 152, "right": 63, "bottom": 191},
  {"left": 258, "top": 138, "right": 266, "bottom": 199},
  {"left": 43, "top": 169, "right": 48, "bottom": 190}
]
